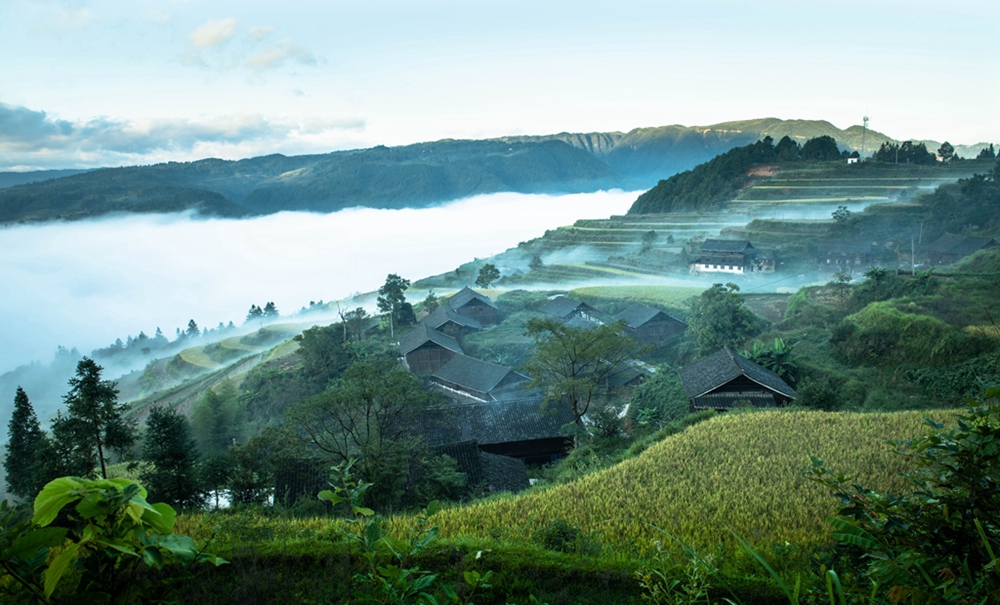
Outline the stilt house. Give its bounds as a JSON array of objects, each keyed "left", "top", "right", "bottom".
[
  {"left": 613, "top": 303, "right": 687, "bottom": 348},
  {"left": 399, "top": 325, "right": 463, "bottom": 374},
  {"left": 678, "top": 347, "right": 795, "bottom": 412},
  {"left": 448, "top": 287, "right": 499, "bottom": 327}
]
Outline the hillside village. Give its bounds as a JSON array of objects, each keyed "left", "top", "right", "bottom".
[{"left": 4, "top": 137, "right": 1000, "bottom": 604}]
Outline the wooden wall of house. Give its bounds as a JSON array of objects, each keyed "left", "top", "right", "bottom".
[
  {"left": 406, "top": 343, "right": 457, "bottom": 375},
  {"left": 690, "top": 375, "right": 793, "bottom": 409},
  {"left": 454, "top": 299, "right": 498, "bottom": 326}
]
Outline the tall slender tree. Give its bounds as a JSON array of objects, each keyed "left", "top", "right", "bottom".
[
  {"left": 50, "top": 357, "right": 137, "bottom": 479},
  {"left": 377, "top": 273, "right": 411, "bottom": 338},
  {"left": 4, "top": 387, "right": 47, "bottom": 498},
  {"left": 140, "top": 406, "right": 203, "bottom": 508}
]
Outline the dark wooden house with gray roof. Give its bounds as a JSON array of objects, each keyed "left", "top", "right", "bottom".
[
  {"left": 399, "top": 325, "right": 463, "bottom": 374},
  {"left": 678, "top": 347, "right": 795, "bottom": 412},
  {"left": 448, "top": 286, "right": 499, "bottom": 327},
  {"left": 540, "top": 296, "right": 602, "bottom": 324},
  {"left": 431, "top": 354, "right": 529, "bottom": 402},
  {"left": 614, "top": 303, "right": 687, "bottom": 348},
  {"left": 422, "top": 306, "right": 482, "bottom": 340},
  {"left": 432, "top": 440, "right": 530, "bottom": 493},
  {"left": 415, "top": 396, "right": 574, "bottom": 464},
  {"left": 818, "top": 240, "right": 877, "bottom": 271},
  {"left": 690, "top": 239, "right": 769, "bottom": 274},
  {"left": 926, "top": 233, "right": 997, "bottom": 265}
]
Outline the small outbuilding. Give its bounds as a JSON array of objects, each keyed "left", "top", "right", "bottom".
[
  {"left": 448, "top": 287, "right": 499, "bottom": 327},
  {"left": 678, "top": 347, "right": 795, "bottom": 412},
  {"left": 613, "top": 302, "right": 687, "bottom": 348},
  {"left": 399, "top": 325, "right": 464, "bottom": 375},
  {"left": 926, "top": 233, "right": 997, "bottom": 265}
]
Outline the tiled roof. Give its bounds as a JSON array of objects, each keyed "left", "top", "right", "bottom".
[
  {"left": 613, "top": 303, "right": 684, "bottom": 329},
  {"left": 415, "top": 398, "right": 573, "bottom": 447},
  {"left": 678, "top": 347, "right": 795, "bottom": 400},
  {"left": 700, "top": 239, "right": 755, "bottom": 253},
  {"left": 540, "top": 296, "right": 588, "bottom": 318},
  {"left": 928, "top": 233, "right": 997, "bottom": 256},
  {"left": 432, "top": 354, "right": 528, "bottom": 394},
  {"left": 398, "top": 325, "right": 464, "bottom": 356},
  {"left": 448, "top": 286, "right": 498, "bottom": 310},
  {"left": 422, "top": 306, "right": 482, "bottom": 331}
]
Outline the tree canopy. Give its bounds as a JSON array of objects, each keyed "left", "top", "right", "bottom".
[
  {"left": 4, "top": 387, "right": 47, "bottom": 498},
  {"left": 523, "top": 318, "right": 644, "bottom": 426},
  {"left": 475, "top": 263, "right": 501, "bottom": 288},
  {"left": 687, "top": 283, "right": 764, "bottom": 355}
]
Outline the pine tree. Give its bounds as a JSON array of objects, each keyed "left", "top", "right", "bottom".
[
  {"left": 140, "top": 406, "right": 203, "bottom": 508},
  {"left": 50, "top": 358, "right": 137, "bottom": 479},
  {"left": 186, "top": 319, "right": 200, "bottom": 338},
  {"left": 4, "top": 387, "right": 47, "bottom": 498},
  {"left": 262, "top": 302, "right": 279, "bottom": 318}
]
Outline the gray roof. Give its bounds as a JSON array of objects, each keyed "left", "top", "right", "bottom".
[
  {"left": 432, "top": 354, "right": 528, "bottom": 394},
  {"left": 416, "top": 398, "right": 573, "bottom": 447},
  {"left": 928, "top": 233, "right": 997, "bottom": 256},
  {"left": 423, "top": 306, "right": 482, "bottom": 331},
  {"left": 398, "top": 325, "right": 464, "bottom": 356},
  {"left": 700, "top": 239, "right": 755, "bottom": 253},
  {"left": 449, "top": 287, "right": 498, "bottom": 311},
  {"left": 678, "top": 347, "right": 795, "bottom": 400},
  {"left": 614, "top": 303, "right": 685, "bottom": 329},
  {"left": 818, "top": 241, "right": 874, "bottom": 254},
  {"left": 540, "top": 296, "right": 592, "bottom": 318}
]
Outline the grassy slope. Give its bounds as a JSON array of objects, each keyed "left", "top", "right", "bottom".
[{"left": 430, "top": 409, "right": 954, "bottom": 551}]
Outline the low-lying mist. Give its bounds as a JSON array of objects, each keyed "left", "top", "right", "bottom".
[{"left": 0, "top": 190, "right": 639, "bottom": 381}]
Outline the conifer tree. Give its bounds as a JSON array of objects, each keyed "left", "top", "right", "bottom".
[
  {"left": 4, "top": 387, "right": 47, "bottom": 498},
  {"left": 140, "top": 406, "right": 203, "bottom": 508},
  {"left": 262, "top": 301, "right": 279, "bottom": 318},
  {"left": 50, "top": 357, "right": 137, "bottom": 479}
]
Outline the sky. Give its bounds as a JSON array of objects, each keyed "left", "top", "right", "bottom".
[{"left": 1, "top": 0, "right": 998, "bottom": 171}]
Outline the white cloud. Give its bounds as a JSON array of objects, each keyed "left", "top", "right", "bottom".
[
  {"left": 248, "top": 26, "right": 275, "bottom": 42},
  {"left": 0, "top": 101, "right": 365, "bottom": 170},
  {"left": 188, "top": 18, "right": 238, "bottom": 49},
  {"left": 53, "top": 8, "right": 97, "bottom": 29},
  {"left": 247, "top": 39, "right": 316, "bottom": 71}
]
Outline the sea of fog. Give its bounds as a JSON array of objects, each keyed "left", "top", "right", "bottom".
[{"left": 0, "top": 190, "right": 639, "bottom": 376}]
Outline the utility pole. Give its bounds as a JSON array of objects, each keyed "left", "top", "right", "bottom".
[
  {"left": 918, "top": 221, "right": 924, "bottom": 244},
  {"left": 896, "top": 233, "right": 903, "bottom": 275},
  {"left": 911, "top": 235, "right": 915, "bottom": 276},
  {"left": 861, "top": 115, "right": 870, "bottom": 161}
]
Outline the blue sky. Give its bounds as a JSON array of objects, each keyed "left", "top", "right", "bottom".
[{"left": 1, "top": 0, "right": 997, "bottom": 170}]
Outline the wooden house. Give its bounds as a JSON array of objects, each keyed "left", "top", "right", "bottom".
[
  {"left": 818, "top": 240, "right": 877, "bottom": 271},
  {"left": 414, "top": 395, "right": 574, "bottom": 465},
  {"left": 613, "top": 303, "right": 687, "bottom": 348},
  {"left": 926, "top": 233, "right": 997, "bottom": 265},
  {"left": 448, "top": 287, "right": 499, "bottom": 327},
  {"left": 540, "top": 296, "right": 602, "bottom": 325},
  {"left": 690, "top": 240, "right": 769, "bottom": 274},
  {"left": 398, "top": 325, "right": 463, "bottom": 375},
  {"left": 431, "top": 354, "right": 529, "bottom": 403},
  {"left": 431, "top": 440, "right": 530, "bottom": 494},
  {"left": 422, "top": 306, "right": 482, "bottom": 340},
  {"left": 678, "top": 347, "right": 795, "bottom": 412}
]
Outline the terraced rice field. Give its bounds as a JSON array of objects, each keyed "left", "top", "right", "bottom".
[
  {"left": 570, "top": 285, "right": 704, "bottom": 308},
  {"left": 427, "top": 409, "right": 956, "bottom": 551}
]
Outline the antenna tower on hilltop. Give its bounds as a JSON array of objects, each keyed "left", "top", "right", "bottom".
[{"left": 861, "top": 115, "right": 870, "bottom": 161}]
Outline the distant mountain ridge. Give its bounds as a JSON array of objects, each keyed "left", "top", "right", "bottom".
[{"left": 1, "top": 118, "right": 992, "bottom": 223}]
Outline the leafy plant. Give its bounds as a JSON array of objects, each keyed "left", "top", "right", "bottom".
[
  {"left": 2, "top": 476, "right": 225, "bottom": 604},
  {"left": 806, "top": 390, "right": 1000, "bottom": 604}
]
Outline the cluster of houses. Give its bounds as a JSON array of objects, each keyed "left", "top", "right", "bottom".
[
  {"left": 396, "top": 286, "right": 797, "bottom": 493},
  {"left": 690, "top": 233, "right": 997, "bottom": 278}
]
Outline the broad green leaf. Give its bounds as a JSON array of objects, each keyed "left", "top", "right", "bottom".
[
  {"left": 354, "top": 506, "right": 375, "bottom": 517},
  {"left": 75, "top": 492, "right": 111, "bottom": 519},
  {"left": 142, "top": 546, "right": 164, "bottom": 568},
  {"left": 317, "top": 490, "right": 346, "bottom": 505},
  {"left": 5, "top": 527, "right": 68, "bottom": 561},
  {"left": 33, "top": 477, "right": 86, "bottom": 527},
  {"left": 159, "top": 534, "right": 198, "bottom": 565},
  {"left": 44, "top": 542, "right": 79, "bottom": 598},
  {"left": 142, "top": 502, "right": 176, "bottom": 535}
]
